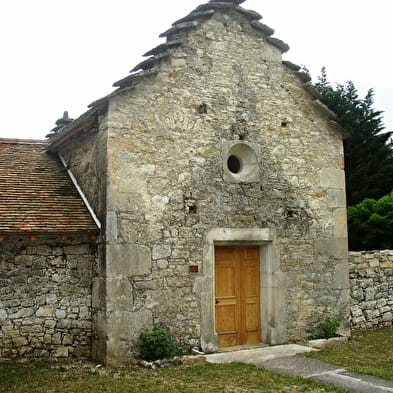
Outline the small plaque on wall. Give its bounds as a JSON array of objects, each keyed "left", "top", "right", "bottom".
[{"left": 189, "top": 265, "right": 199, "bottom": 273}]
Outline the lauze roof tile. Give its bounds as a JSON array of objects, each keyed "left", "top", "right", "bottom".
[{"left": 0, "top": 139, "right": 98, "bottom": 234}]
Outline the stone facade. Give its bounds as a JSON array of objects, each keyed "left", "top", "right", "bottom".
[
  {"left": 52, "top": 8, "right": 350, "bottom": 364},
  {"left": 0, "top": 235, "right": 96, "bottom": 361},
  {"left": 349, "top": 250, "right": 393, "bottom": 329}
]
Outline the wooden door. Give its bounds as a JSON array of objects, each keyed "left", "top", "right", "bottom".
[{"left": 215, "top": 246, "right": 261, "bottom": 348}]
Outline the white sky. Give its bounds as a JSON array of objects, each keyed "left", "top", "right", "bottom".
[{"left": 0, "top": 0, "right": 392, "bottom": 140}]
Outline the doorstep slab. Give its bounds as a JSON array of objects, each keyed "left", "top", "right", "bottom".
[{"left": 206, "top": 344, "right": 316, "bottom": 364}]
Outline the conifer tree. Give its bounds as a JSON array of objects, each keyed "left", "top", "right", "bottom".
[{"left": 316, "top": 68, "right": 393, "bottom": 206}]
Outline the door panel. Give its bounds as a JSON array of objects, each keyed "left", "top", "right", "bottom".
[
  {"left": 215, "top": 248, "right": 240, "bottom": 347},
  {"left": 215, "top": 246, "right": 261, "bottom": 348}
]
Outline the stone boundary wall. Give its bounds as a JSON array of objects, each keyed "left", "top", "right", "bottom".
[
  {"left": 349, "top": 250, "right": 393, "bottom": 329},
  {"left": 0, "top": 236, "right": 97, "bottom": 361}
]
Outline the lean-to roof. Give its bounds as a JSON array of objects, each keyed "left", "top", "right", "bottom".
[{"left": 0, "top": 139, "right": 98, "bottom": 235}]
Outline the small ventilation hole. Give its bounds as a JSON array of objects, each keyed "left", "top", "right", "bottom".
[
  {"left": 197, "top": 103, "right": 208, "bottom": 114},
  {"left": 188, "top": 205, "right": 197, "bottom": 215}
]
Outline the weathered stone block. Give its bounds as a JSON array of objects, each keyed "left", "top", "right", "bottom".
[
  {"left": 55, "top": 309, "right": 66, "bottom": 319},
  {"left": 1, "top": 326, "right": 19, "bottom": 339},
  {"left": 377, "top": 299, "right": 387, "bottom": 308},
  {"left": 106, "top": 244, "right": 151, "bottom": 277},
  {"left": 364, "top": 288, "right": 376, "bottom": 301},
  {"left": 71, "top": 345, "right": 90, "bottom": 358},
  {"left": 327, "top": 189, "right": 347, "bottom": 208},
  {"left": 71, "top": 320, "right": 91, "bottom": 329},
  {"left": 320, "top": 168, "right": 345, "bottom": 189},
  {"left": 157, "top": 259, "right": 169, "bottom": 269},
  {"left": 365, "top": 309, "right": 380, "bottom": 320},
  {"left": 12, "top": 337, "right": 28, "bottom": 347},
  {"left": 152, "top": 245, "right": 172, "bottom": 260},
  {"left": 52, "top": 347, "right": 69, "bottom": 358},
  {"left": 19, "top": 346, "right": 33, "bottom": 356},
  {"left": 52, "top": 333, "right": 62, "bottom": 345},
  {"left": 369, "top": 259, "right": 380, "bottom": 268},
  {"left": 106, "top": 211, "right": 118, "bottom": 242},
  {"left": 313, "top": 239, "right": 348, "bottom": 259},
  {"left": 333, "top": 209, "right": 348, "bottom": 239},
  {"left": 34, "top": 349, "right": 49, "bottom": 358},
  {"left": 36, "top": 245, "right": 51, "bottom": 255},
  {"left": 10, "top": 308, "right": 33, "bottom": 319},
  {"left": 119, "top": 223, "right": 138, "bottom": 243},
  {"left": 15, "top": 255, "right": 33, "bottom": 267},
  {"left": 62, "top": 334, "right": 73, "bottom": 345},
  {"left": 333, "top": 262, "right": 350, "bottom": 290},
  {"left": 351, "top": 288, "right": 364, "bottom": 301},
  {"left": 382, "top": 312, "right": 393, "bottom": 322},
  {"left": 106, "top": 278, "right": 134, "bottom": 312},
  {"left": 0, "top": 309, "right": 7, "bottom": 321},
  {"left": 65, "top": 245, "right": 89, "bottom": 255},
  {"left": 44, "top": 320, "right": 56, "bottom": 329},
  {"left": 351, "top": 316, "right": 366, "bottom": 325},
  {"left": 380, "top": 306, "right": 391, "bottom": 314},
  {"left": 350, "top": 307, "right": 363, "bottom": 318},
  {"left": 36, "top": 306, "right": 54, "bottom": 317},
  {"left": 21, "top": 325, "right": 42, "bottom": 334},
  {"left": 46, "top": 294, "right": 58, "bottom": 305}
]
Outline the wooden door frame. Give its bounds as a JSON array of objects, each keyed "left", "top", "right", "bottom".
[{"left": 200, "top": 228, "right": 287, "bottom": 353}]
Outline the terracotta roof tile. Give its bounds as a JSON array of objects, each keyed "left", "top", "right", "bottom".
[{"left": 0, "top": 139, "right": 98, "bottom": 234}]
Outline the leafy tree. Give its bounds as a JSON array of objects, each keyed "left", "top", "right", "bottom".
[
  {"left": 316, "top": 68, "right": 393, "bottom": 206},
  {"left": 347, "top": 192, "right": 393, "bottom": 250}
]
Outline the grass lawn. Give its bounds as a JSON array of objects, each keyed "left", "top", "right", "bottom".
[
  {"left": 0, "top": 361, "right": 344, "bottom": 393},
  {"left": 2, "top": 328, "right": 391, "bottom": 393},
  {"left": 305, "top": 327, "right": 393, "bottom": 381}
]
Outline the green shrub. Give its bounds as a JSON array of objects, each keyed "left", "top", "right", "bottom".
[
  {"left": 307, "top": 307, "right": 344, "bottom": 339},
  {"left": 348, "top": 192, "right": 393, "bottom": 250},
  {"left": 138, "top": 318, "right": 193, "bottom": 361},
  {"left": 139, "top": 319, "right": 178, "bottom": 361}
]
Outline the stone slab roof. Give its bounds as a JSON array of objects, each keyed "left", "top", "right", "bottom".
[
  {"left": 0, "top": 139, "right": 98, "bottom": 235},
  {"left": 46, "top": 0, "right": 347, "bottom": 151}
]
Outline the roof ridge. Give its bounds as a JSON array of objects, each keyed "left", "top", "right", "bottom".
[
  {"left": 209, "top": 0, "right": 246, "bottom": 4},
  {"left": 0, "top": 138, "right": 47, "bottom": 145},
  {"left": 125, "top": 1, "right": 288, "bottom": 76}
]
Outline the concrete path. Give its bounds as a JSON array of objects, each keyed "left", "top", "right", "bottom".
[{"left": 206, "top": 345, "right": 393, "bottom": 393}]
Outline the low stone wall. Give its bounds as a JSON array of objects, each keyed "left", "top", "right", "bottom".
[
  {"left": 349, "top": 250, "right": 393, "bottom": 329},
  {"left": 0, "top": 235, "right": 96, "bottom": 361}
]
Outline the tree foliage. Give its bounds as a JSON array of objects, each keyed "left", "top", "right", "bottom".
[
  {"left": 347, "top": 192, "right": 393, "bottom": 250},
  {"left": 316, "top": 68, "right": 393, "bottom": 206}
]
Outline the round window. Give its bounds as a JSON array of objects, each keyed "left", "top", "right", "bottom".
[
  {"left": 227, "top": 155, "right": 241, "bottom": 174},
  {"left": 224, "top": 142, "right": 259, "bottom": 182}
]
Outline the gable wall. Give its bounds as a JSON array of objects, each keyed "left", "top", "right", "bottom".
[
  {"left": 57, "top": 116, "right": 108, "bottom": 221},
  {"left": 103, "top": 11, "right": 349, "bottom": 363}
]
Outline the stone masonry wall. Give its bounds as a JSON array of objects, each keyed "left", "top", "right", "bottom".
[
  {"left": 0, "top": 235, "right": 96, "bottom": 361},
  {"left": 58, "top": 114, "right": 108, "bottom": 362},
  {"left": 102, "top": 9, "right": 349, "bottom": 363},
  {"left": 58, "top": 121, "right": 107, "bottom": 220},
  {"left": 349, "top": 250, "right": 393, "bottom": 329}
]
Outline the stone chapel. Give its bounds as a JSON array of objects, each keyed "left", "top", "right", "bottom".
[{"left": 0, "top": 0, "right": 350, "bottom": 365}]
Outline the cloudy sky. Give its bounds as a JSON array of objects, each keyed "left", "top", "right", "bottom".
[{"left": 0, "top": 0, "right": 391, "bottom": 140}]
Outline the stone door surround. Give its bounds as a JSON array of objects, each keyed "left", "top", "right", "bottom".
[{"left": 200, "top": 228, "right": 287, "bottom": 353}]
